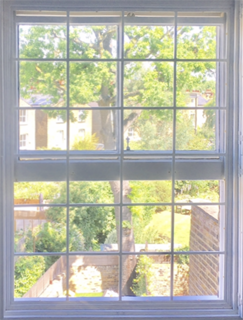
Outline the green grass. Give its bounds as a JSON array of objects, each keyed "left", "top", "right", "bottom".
[
  {"left": 75, "top": 292, "right": 103, "bottom": 297},
  {"left": 144, "top": 211, "right": 191, "bottom": 248}
]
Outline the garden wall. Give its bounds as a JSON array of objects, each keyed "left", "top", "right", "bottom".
[{"left": 189, "top": 203, "right": 219, "bottom": 296}]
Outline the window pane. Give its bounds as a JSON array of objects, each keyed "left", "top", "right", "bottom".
[
  {"left": 124, "top": 110, "right": 173, "bottom": 151},
  {"left": 177, "top": 26, "right": 217, "bottom": 59},
  {"left": 122, "top": 255, "right": 171, "bottom": 297},
  {"left": 70, "top": 25, "right": 117, "bottom": 59},
  {"left": 176, "top": 62, "right": 216, "bottom": 107},
  {"left": 19, "top": 25, "right": 67, "bottom": 59},
  {"left": 69, "top": 255, "right": 119, "bottom": 298},
  {"left": 70, "top": 109, "right": 117, "bottom": 151},
  {"left": 14, "top": 207, "right": 66, "bottom": 253},
  {"left": 19, "top": 110, "right": 67, "bottom": 150},
  {"left": 122, "top": 206, "right": 171, "bottom": 252},
  {"left": 124, "top": 62, "right": 174, "bottom": 107},
  {"left": 173, "top": 254, "right": 221, "bottom": 297},
  {"left": 69, "top": 206, "right": 118, "bottom": 252},
  {"left": 19, "top": 62, "right": 66, "bottom": 107},
  {"left": 124, "top": 26, "right": 174, "bottom": 59},
  {"left": 69, "top": 62, "right": 117, "bottom": 107},
  {"left": 175, "top": 180, "right": 223, "bottom": 202},
  {"left": 176, "top": 110, "right": 216, "bottom": 150},
  {"left": 123, "top": 180, "right": 172, "bottom": 203},
  {"left": 14, "top": 255, "right": 66, "bottom": 298},
  {"left": 69, "top": 181, "right": 117, "bottom": 204},
  {"left": 14, "top": 181, "right": 67, "bottom": 204},
  {"left": 174, "top": 205, "right": 224, "bottom": 251}
]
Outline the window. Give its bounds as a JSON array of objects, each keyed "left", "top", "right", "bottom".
[
  {"left": 19, "top": 133, "right": 28, "bottom": 149},
  {"left": 19, "top": 109, "right": 27, "bottom": 123},
  {"left": 56, "top": 130, "right": 65, "bottom": 148},
  {"left": 78, "top": 128, "right": 86, "bottom": 139},
  {"left": 56, "top": 114, "right": 64, "bottom": 123},
  {"left": 78, "top": 110, "right": 86, "bottom": 123},
  {"left": 0, "top": 1, "right": 241, "bottom": 319}
]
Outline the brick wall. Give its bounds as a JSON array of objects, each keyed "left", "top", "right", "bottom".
[
  {"left": 69, "top": 256, "right": 119, "bottom": 294},
  {"left": 189, "top": 203, "right": 219, "bottom": 296}
]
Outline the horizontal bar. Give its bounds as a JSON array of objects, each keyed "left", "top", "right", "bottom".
[
  {"left": 16, "top": 106, "right": 227, "bottom": 110},
  {"left": 13, "top": 202, "right": 225, "bottom": 208},
  {"left": 15, "top": 159, "right": 224, "bottom": 181},
  {"left": 70, "top": 17, "right": 121, "bottom": 23},
  {"left": 177, "top": 17, "right": 225, "bottom": 25},
  {"left": 16, "top": 58, "right": 228, "bottom": 62},
  {"left": 174, "top": 159, "right": 224, "bottom": 179},
  {"left": 16, "top": 15, "right": 225, "bottom": 25},
  {"left": 14, "top": 251, "right": 224, "bottom": 256},
  {"left": 16, "top": 17, "right": 66, "bottom": 23}
]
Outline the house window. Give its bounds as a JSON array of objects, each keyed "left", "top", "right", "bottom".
[
  {"left": 78, "top": 110, "right": 86, "bottom": 123},
  {"left": 56, "top": 130, "right": 65, "bottom": 148},
  {"left": 0, "top": 2, "right": 240, "bottom": 319},
  {"left": 19, "top": 133, "right": 28, "bottom": 148},
  {"left": 19, "top": 109, "right": 27, "bottom": 123},
  {"left": 56, "top": 114, "right": 64, "bottom": 123},
  {"left": 78, "top": 128, "right": 85, "bottom": 138}
]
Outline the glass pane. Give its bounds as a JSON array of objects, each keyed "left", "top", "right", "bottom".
[
  {"left": 19, "top": 25, "right": 67, "bottom": 59},
  {"left": 124, "top": 62, "right": 174, "bottom": 107},
  {"left": 69, "top": 255, "right": 119, "bottom": 298},
  {"left": 122, "top": 206, "right": 171, "bottom": 252},
  {"left": 69, "top": 181, "right": 117, "bottom": 204},
  {"left": 14, "top": 181, "right": 66, "bottom": 204},
  {"left": 70, "top": 110, "right": 117, "bottom": 151},
  {"left": 177, "top": 26, "right": 217, "bottom": 59},
  {"left": 19, "top": 62, "right": 66, "bottom": 107},
  {"left": 176, "top": 62, "right": 216, "bottom": 107},
  {"left": 14, "top": 255, "right": 66, "bottom": 298},
  {"left": 14, "top": 207, "right": 66, "bottom": 253},
  {"left": 176, "top": 110, "right": 216, "bottom": 150},
  {"left": 70, "top": 25, "right": 117, "bottom": 59},
  {"left": 173, "top": 254, "right": 221, "bottom": 297},
  {"left": 70, "top": 62, "right": 117, "bottom": 107},
  {"left": 19, "top": 110, "right": 67, "bottom": 150},
  {"left": 122, "top": 255, "right": 171, "bottom": 297},
  {"left": 175, "top": 180, "right": 223, "bottom": 202},
  {"left": 123, "top": 180, "right": 172, "bottom": 204},
  {"left": 124, "top": 110, "right": 173, "bottom": 151},
  {"left": 174, "top": 205, "right": 224, "bottom": 251},
  {"left": 124, "top": 26, "right": 174, "bottom": 59},
  {"left": 69, "top": 206, "right": 118, "bottom": 252}
]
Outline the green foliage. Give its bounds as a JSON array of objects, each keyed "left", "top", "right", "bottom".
[
  {"left": 14, "top": 256, "right": 45, "bottom": 297},
  {"left": 175, "top": 180, "right": 219, "bottom": 202},
  {"left": 14, "top": 181, "right": 64, "bottom": 201},
  {"left": 131, "top": 255, "right": 153, "bottom": 296},
  {"left": 47, "top": 181, "right": 116, "bottom": 250},
  {"left": 71, "top": 134, "right": 99, "bottom": 150}
]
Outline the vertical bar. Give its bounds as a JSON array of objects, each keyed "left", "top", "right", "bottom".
[
  {"left": 119, "top": 10, "right": 124, "bottom": 301},
  {"left": 224, "top": 7, "right": 232, "bottom": 304},
  {"left": 171, "top": 11, "right": 177, "bottom": 300},
  {"left": 66, "top": 11, "right": 70, "bottom": 301}
]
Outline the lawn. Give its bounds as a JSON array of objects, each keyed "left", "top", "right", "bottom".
[
  {"left": 75, "top": 292, "right": 103, "bottom": 297},
  {"left": 144, "top": 211, "right": 191, "bottom": 248}
]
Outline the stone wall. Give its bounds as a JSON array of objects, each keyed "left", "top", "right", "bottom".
[{"left": 189, "top": 203, "right": 219, "bottom": 296}]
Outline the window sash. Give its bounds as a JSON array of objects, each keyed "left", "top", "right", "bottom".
[{"left": 0, "top": 1, "right": 239, "bottom": 319}]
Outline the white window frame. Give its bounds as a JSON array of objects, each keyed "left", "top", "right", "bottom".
[{"left": 0, "top": 0, "right": 241, "bottom": 319}]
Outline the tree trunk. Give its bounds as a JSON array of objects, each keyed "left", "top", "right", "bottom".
[{"left": 109, "top": 180, "right": 136, "bottom": 296}]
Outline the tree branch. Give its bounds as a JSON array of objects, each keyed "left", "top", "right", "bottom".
[{"left": 123, "top": 110, "right": 142, "bottom": 133}]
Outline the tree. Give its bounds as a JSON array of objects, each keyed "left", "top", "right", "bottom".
[{"left": 19, "top": 24, "right": 216, "bottom": 295}]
